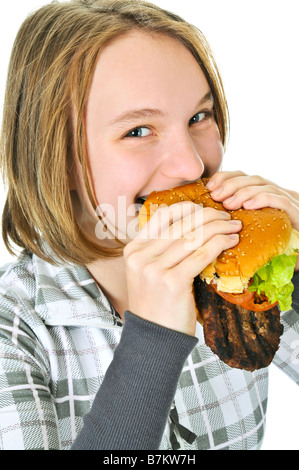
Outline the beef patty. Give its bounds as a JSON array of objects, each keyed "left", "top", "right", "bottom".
[{"left": 193, "top": 276, "right": 284, "bottom": 371}]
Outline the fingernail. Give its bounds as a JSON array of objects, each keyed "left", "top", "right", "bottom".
[
  {"left": 220, "top": 211, "right": 231, "bottom": 219},
  {"left": 211, "top": 188, "right": 222, "bottom": 197},
  {"left": 244, "top": 199, "right": 254, "bottom": 208},
  {"left": 224, "top": 195, "right": 236, "bottom": 204},
  {"left": 229, "top": 219, "right": 242, "bottom": 225},
  {"left": 206, "top": 180, "right": 215, "bottom": 190},
  {"left": 229, "top": 233, "right": 239, "bottom": 240}
]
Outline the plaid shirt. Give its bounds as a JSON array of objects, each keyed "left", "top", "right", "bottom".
[{"left": 0, "top": 252, "right": 298, "bottom": 450}]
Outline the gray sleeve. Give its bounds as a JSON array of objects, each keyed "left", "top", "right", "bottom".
[
  {"left": 292, "top": 270, "right": 299, "bottom": 314},
  {"left": 71, "top": 310, "right": 198, "bottom": 450}
]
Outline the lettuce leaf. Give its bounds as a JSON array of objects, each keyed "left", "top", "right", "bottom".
[{"left": 248, "top": 253, "right": 297, "bottom": 311}]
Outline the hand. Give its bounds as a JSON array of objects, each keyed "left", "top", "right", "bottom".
[
  {"left": 123, "top": 201, "right": 242, "bottom": 336},
  {"left": 206, "top": 171, "right": 299, "bottom": 270}
]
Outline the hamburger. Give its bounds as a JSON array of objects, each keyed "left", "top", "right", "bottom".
[{"left": 138, "top": 179, "right": 299, "bottom": 371}]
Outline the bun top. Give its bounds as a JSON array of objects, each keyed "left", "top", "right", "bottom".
[
  {"left": 138, "top": 179, "right": 293, "bottom": 293},
  {"left": 138, "top": 178, "right": 223, "bottom": 228}
]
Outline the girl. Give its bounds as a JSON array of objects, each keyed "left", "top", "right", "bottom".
[{"left": 0, "top": 0, "right": 299, "bottom": 450}]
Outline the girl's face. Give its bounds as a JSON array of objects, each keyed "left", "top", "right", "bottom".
[{"left": 82, "top": 31, "right": 223, "bottom": 242}]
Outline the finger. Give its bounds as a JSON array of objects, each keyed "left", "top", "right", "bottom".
[
  {"left": 210, "top": 174, "right": 274, "bottom": 202},
  {"left": 136, "top": 202, "right": 230, "bottom": 243},
  {"left": 136, "top": 201, "right": 195, "bottom": 242},
  {"left": 134, "top": 207, "right": 233, "bottom": 259},
  {"left": 206, "top": 171, "right": 247, "bottom": 191},
  {"left": 176, "top": 232, "right": 240, "bottom": 281},
  {"left": 242, "top": 192, "right": 299, "bottom": 231},
  {"left": 160, "top": 206, "right": 231, "bottom": 241},
  {"left": 126, "top": 202, "right": 197, "bottom": 259},
  {"left": 157, "top": 219, "right": 242, "bottom": 269},
  {"left": 222, "top": 184, "right": 280, "bottom": 210},
  {"left": 242, "top": 186, "right": 299, "bottom": 209}
]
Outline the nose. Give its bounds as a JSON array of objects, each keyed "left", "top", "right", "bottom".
[{"left": 159, "top": 129, "right": 204, "bottom": 183}]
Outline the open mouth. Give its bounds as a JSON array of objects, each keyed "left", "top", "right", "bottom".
[{"left": 136, "top": 196, "right": 148, "bottom": 205}]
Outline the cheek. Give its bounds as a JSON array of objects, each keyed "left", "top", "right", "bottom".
[
  {"left": 88, "top": 144, "right": 149, "bottom": 206},
  {"left": 199, "top": 128, "right": 224, "bottom": 175}
]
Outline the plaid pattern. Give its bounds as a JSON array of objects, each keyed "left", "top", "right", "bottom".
[{"left": 0, "top": 252, "right": 298, "bottom": 450}]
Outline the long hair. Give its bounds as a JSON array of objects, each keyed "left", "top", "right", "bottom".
[{"left": 0, "top": 0, "right": 229, "bottom": 265}]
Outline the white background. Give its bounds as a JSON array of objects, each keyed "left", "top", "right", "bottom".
[{"left": 0, "top": 0, "right": 298, "bottom": 450}]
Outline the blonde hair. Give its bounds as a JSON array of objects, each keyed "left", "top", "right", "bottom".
[{"left": 0, "top": 0, "right": 229, "bottom": 265}]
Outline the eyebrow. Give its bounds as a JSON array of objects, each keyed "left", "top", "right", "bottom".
[
  {"left": 106, "top": 89, "right": 213, "bottom": 127},
  {"left": 107, "top": 108, "right": 165, "bottom": 127}
]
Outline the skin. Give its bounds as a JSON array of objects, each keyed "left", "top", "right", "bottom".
[
  {"left": 84, "top": 31, "right": 222, "bottom": 230},
  {"left": 206, "top": 171, "right": 299, "bottom": 271},
  {"left": 72, "top": 30, "right": 299, "bottom": 336}
]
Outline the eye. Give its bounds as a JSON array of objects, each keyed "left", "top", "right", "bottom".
[
  {"left": 189, "top": 110, "right": 213, "bottom": 126},
  {"left": 125, "top": 126, "right": 152, "bottom": 138}
]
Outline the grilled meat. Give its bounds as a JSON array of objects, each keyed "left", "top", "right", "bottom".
[{"left": 193, "top": 276, "right": 284, "bottom": 371}]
